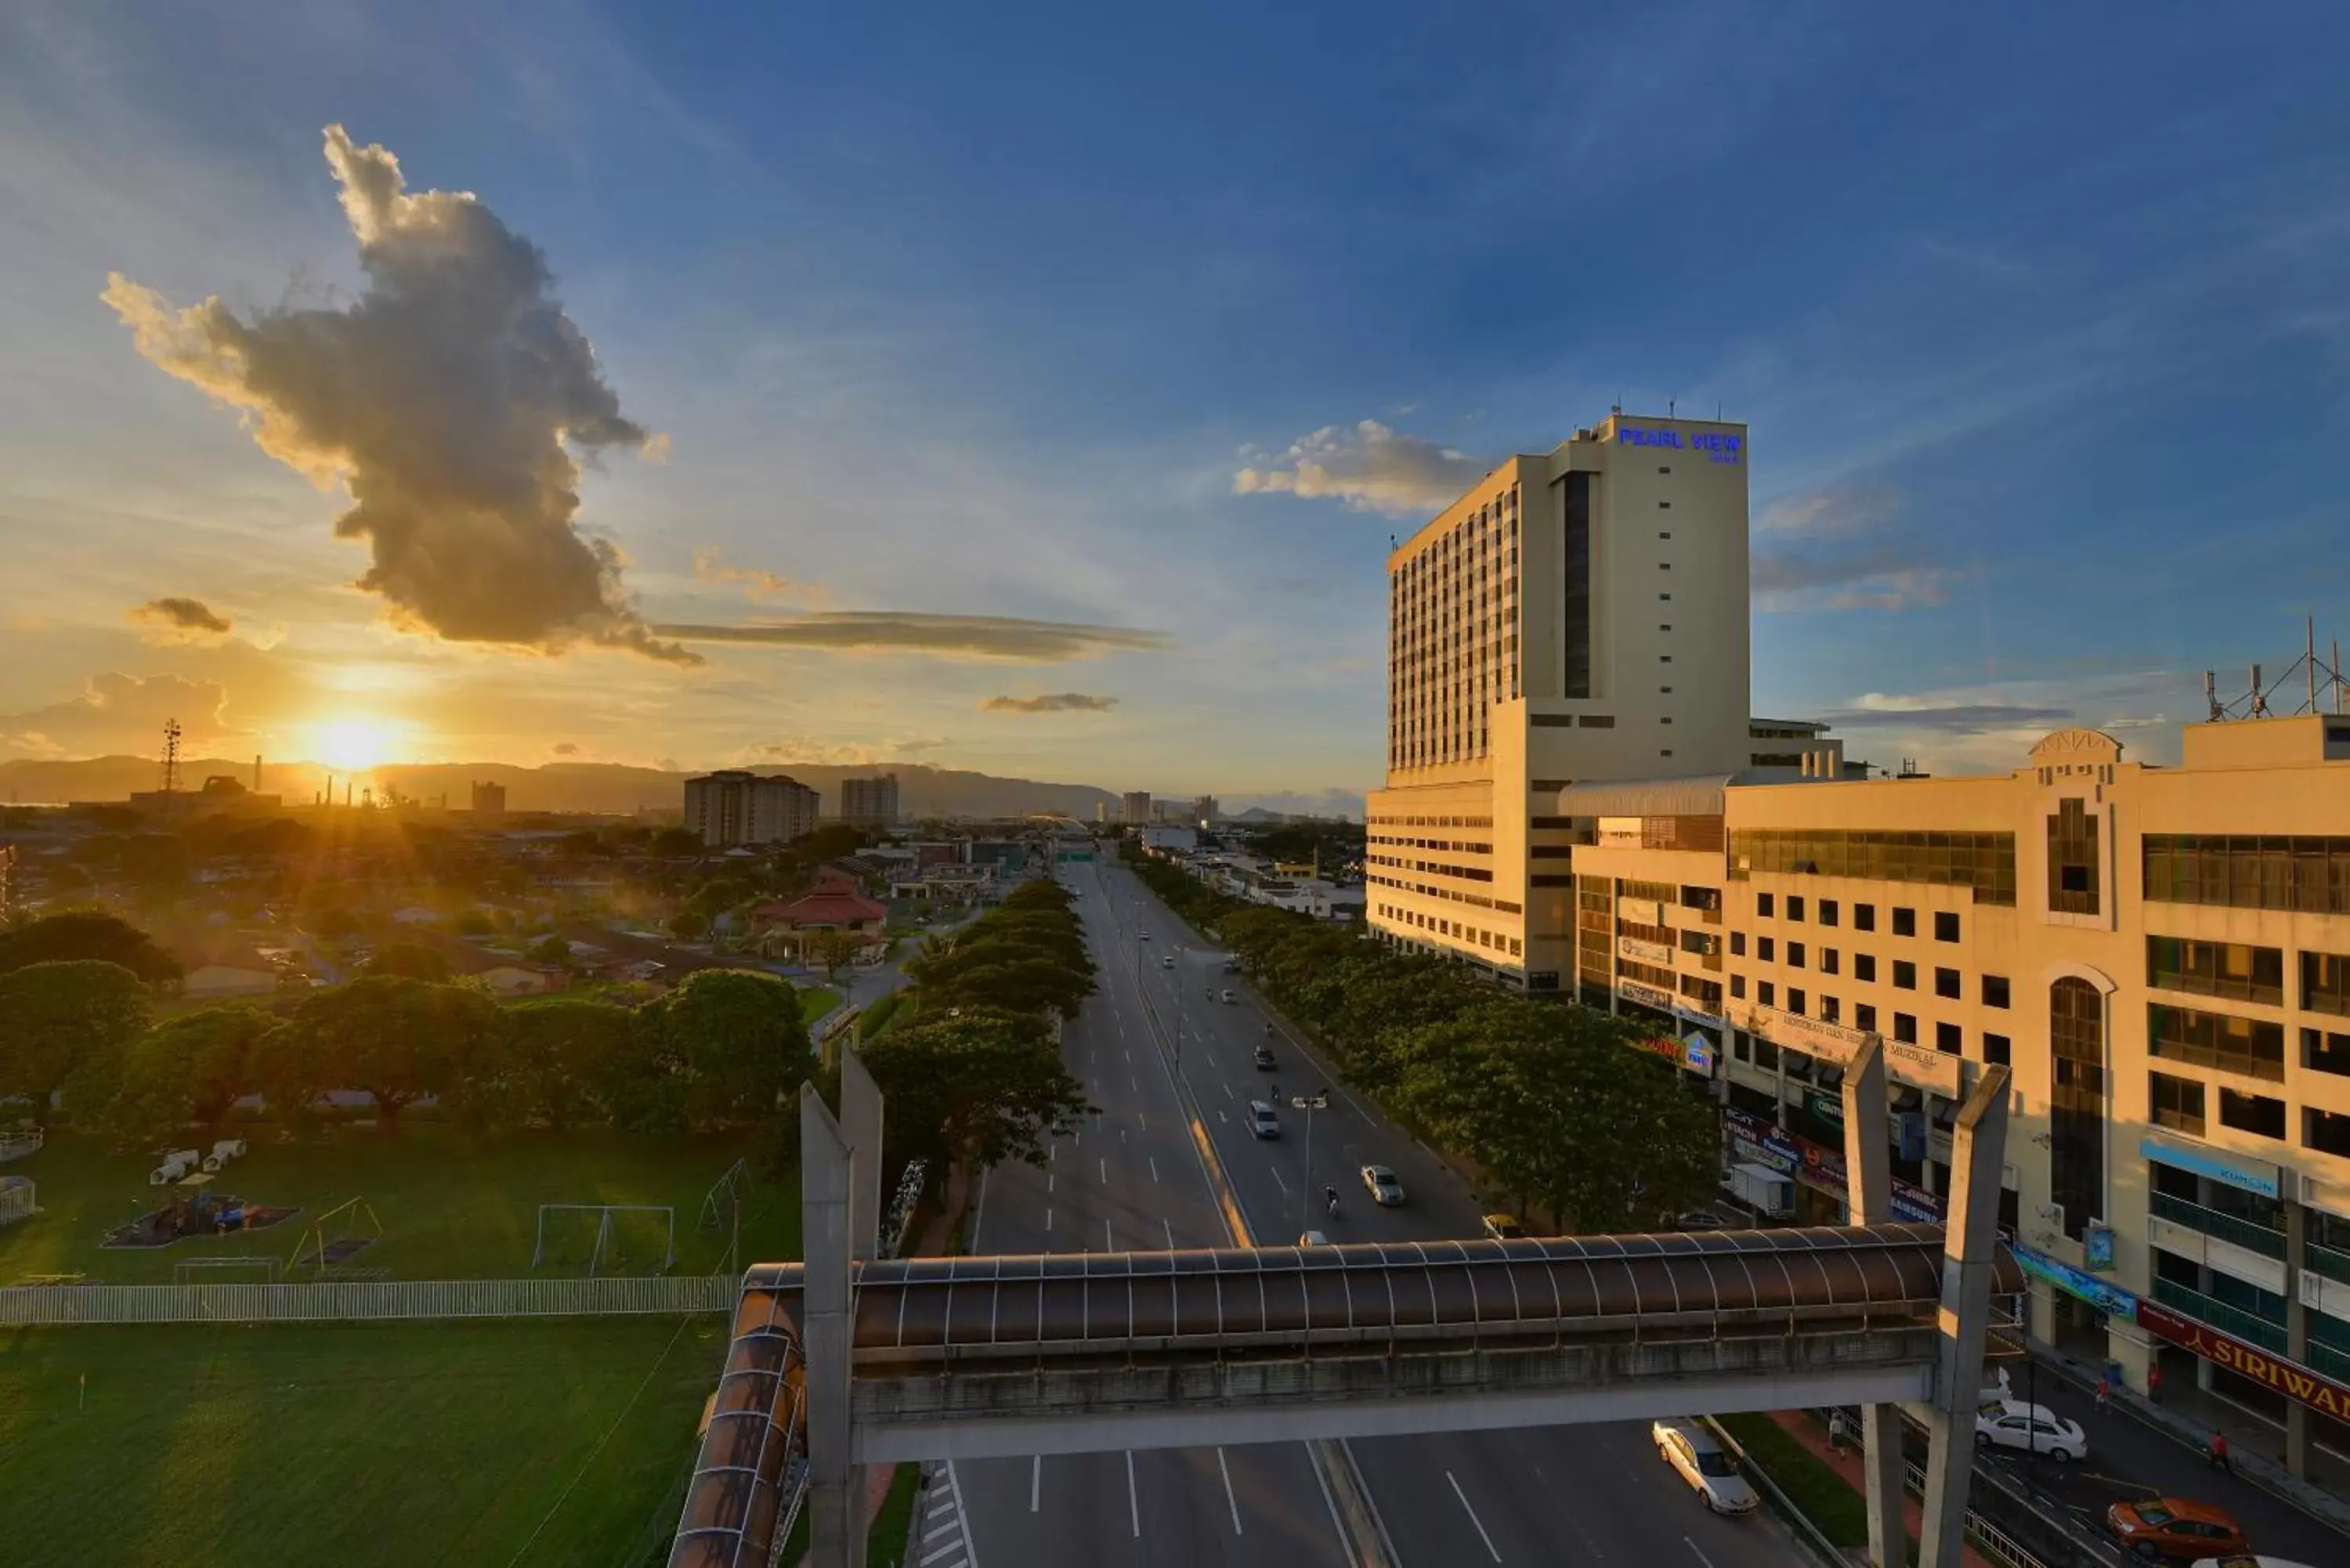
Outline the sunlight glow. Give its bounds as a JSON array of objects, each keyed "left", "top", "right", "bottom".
[{"left": 313, "top": 717, "right": 397, "bottom": 772}]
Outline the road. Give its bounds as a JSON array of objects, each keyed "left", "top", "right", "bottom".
[{"left": 942, "top": 857, "right": 1806, "bottom": 1568}]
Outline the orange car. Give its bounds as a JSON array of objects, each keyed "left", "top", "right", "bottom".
[{"left": 2105, "top": 1497, "right": 2247, "bottom": 1560}]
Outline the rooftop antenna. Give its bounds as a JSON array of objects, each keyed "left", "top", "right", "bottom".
[
  {"left": 1668, "top": 398, "right": 1676, "bottom": 417},
  {"left": 2309, "top": 618, "right": 2320, "bottom": 716},
  {"left": 2204, "top": 671, "right": 2222, "bottom": 722},
  {"left": 2335, "top": 638, "right": 2345, "bottom": 716},
  {"left": 2250, "top": 663, "right": 2269, "bottom": 718},
  {"left": 160, "top": 718, "right": 183, "bottom": 793}
]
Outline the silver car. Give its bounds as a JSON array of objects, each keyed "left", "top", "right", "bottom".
[
  {"left": 1360, "top": 1165, "right": 1406, "bottom": 1206},
  {"left": 1651, "top": 1419, "right": 1759, "bottom": 1515}
]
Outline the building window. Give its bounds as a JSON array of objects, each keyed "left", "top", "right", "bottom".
[
  {"left": 2149, "top": 1071, "right": 2206, "bottom": 1136},
  {"left": 1788, "top": 895, "right": 1806, "bottom": 922},
  {"left": 1983, "top": 1033, "right": 2012, "bottom": 1066},
  {"left": 1730, "top": 974, "right": 1747, "bottom": 999},
  {"left": 2220, "top": 1088, "right": 2287, "bottom": 1141},
  {"left": 1893, "top": 959, "right": 1917, "bottom": 990},
  {"left": 1788, "top": 941, "right": 1806, "bottom": 968},
  {"left": 1983, "top": 974, "right": 2011, "bottom": 1009},
  {"left": 1893, "top": 907, "right": 1917, "bottom": 938},
  {"left": 1820, "top": 948, "right": 1839, "bottom": 976},
  {"left": 2145, "top": 833, "right": 2350, "bottom": 914},
  {"left": 1759, "top": 981, "right": 1776, "bottom": 1007},
  {"left": 1936, "top": 1021, "right": 1962, "bottom": 1054},
  {"left": 1562, "top": 471, "right": 1592, "bottom": 699},
  {"left": 1856, "top": 1003, "right": 1878, "bottom": 1033},
  {"left": 1788, "top": 988, "right": 1806, "bottom": 1016},
  {"left": 2306, "top": 1028, "right": 2350, "bottom": 1078},
  {"left": 2048, "top": 797, "right": 2100, "bottom": 915},
  {"left": 2051, "top": 978, "right": 2106, "bottom": 1242},
  {"left": 1893, "top": 1012, "right": 1918, "bottom": 1044},
  {"left": 1935, "top": 966, "right": 1961, "bottom": 999},
  {"left": 1820, "top": 995, "right": 1841, "bottom": 1023},
  {"left": 1855, "top": 903, "right": 1877, "bottom": 932},
  {"left": 1855, "top": 953, "right": 1877, "bottom": 983},
  {"left": 2147, "top": 936, "right": 2286, "bottom": 1006},
  {"left": 1753, "top": 1034, "right": 1781, "bottom": 1071},
  {"left": 1758, "top": 893, "right": 1775, "bottom": 917},
  {"left": 2309, "top": 1108, "right": 2350, "bottom": 1159},
  {"left": 1759, "top": 937, "right": 1776, "bottom": 962},
  {"left": 1819, "top": 899, "right": 1839, "bottom": 927},
  {"left": 2147, "top": 1003, "right": 2286, "bottom": 1082},
  {"left": 1730, "top": 931, "right": 1747, "bottom": 956},
  {"left": 1726, "top": 832, "right": 2017, "bottom": 907},
  {"left": 2303, "top": 951, "right": 2350, "bottom": 1017},
  {"left": 1934, "top": 911, "right": 1961, "bottom": 943}
]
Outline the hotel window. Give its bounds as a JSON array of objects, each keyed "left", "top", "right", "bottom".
[
  {"left": 1893, "top": 959, "right": 1917, "bottom": 990},
  {"left": 1788, "top": 895, "right": 1806, "bottom": 922},
  {"left": 1730, "top": 974, "right": 1747, "bottom": 999},
  {"left": 1788, "top": 941, "right": 1806, "bottom": 969},
  {"left": 2148, "top": 1003, "right": 2285, "bottom": 1082},
  {"left": 1893, "top": 1012, "right": 1918, "bottom": 1044},
  {"left": 1936, "top": 1021, "right": 1961, "bottom": 1055},
  {"left": 1788, "top": 988, "right": 1806, "bottom": 1016},
  {"left": 1855, "top": 953, "right": 1877, "bottom": 982},
  {"left": 1934, "top": 911, "right": 1961, "bottom": 942},
  {"left": 2048, "top": 797, "right": 2100, "bottom": 915},
  {"left": 1983, "top": 1033, "right": 2012, "bottom": 1065},
  {"left": 1855, "top": 1003, "right": 1878, "bottom": 1033},
  {"left": 2050, "top": 978, "right": 2106, "bottom": 1241},
  {"left": 2302, "top": 950, "right": 2350, "bottom": 1017},
  {"left": 1759, "top": 937, "right": 1776, "bottom": 962},
  {"left": 1893, "top": 906, "right": 1917, "bottom": 937},
  {"left": 1855, "top": 902, "right": 1877, "bottom": 931},
  {"left": 1757, "top": 893, "right": 1775, "bottom": 917},
  {"left": 1819, "top": 899, "right": 1839, "bottom": 927},
  {"left": 1983, "top": 974, "right": 2011, "bottom": 1009},
  {"left": 1759, "top": 981, "right": 1776, "bottom": 1007},
  {"left": 1821, "top": 995, "right": 1841, "bottom": 1024},
  {"left": 2306, "top": 1028, "right": 2350, "bottom": 1078},
  {"left": 2149, "top": 936, "right": 2285, "bottom": 1005},
  {"left": 1730, "top": 931, "right": 1746, "bottom": 956},
  {"left": 2310, "top": 1108, "right": 2350, "bottom": 1159},
  {"left": 1820, "top": 948, "right": 1839, "bottom": 976},
  {"left": 2149, "top": 1071, "right": 2205, "bottom": 1136},
  {"left": 2220, "top": 1088, "right": 2287, "bottom": 1141},
  {"left": 1935, "top": 966, "right": 1961, "bottom": 999}
]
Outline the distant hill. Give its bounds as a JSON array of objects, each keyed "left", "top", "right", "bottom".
[{"left": 0, "top": 755, "right": 1125, "bottom": 821}]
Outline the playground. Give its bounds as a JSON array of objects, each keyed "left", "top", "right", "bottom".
[{"left": 0, "top": 1125, "right": 800, "bottom": 1286}]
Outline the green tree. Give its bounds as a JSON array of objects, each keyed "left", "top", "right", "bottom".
[
  {"left": 635, "top": 968, "right": 805, "bottom": 1128},
  {"left": 269, "top": 976, "right": 502, "bottom": 1132},
  {"left": 366, "top": 941, "right": 452, "bottom": 981},
  {"left": 0, "top": 911, "right": 180, "bottom": 984},
  {"left": 862, "top": 1008, "right": 1091, "bottom": 1180},
  {"left": 105, "top": 1003, "right": 277, "bottom": 1143},
  {"left": 667, "top": 908, "right": 711, "bottom": 941},
  {"left": 0, "top": 960, "right": 151, "bottom": 1125},
  {"left": 806, "top": 928, "right": 863, "bottom": 991},
  {"left": 500, "top": 997, "right": 647, "bottom": 1131},
  {"left": 453, "top": 909, "right": 496, "bottom": 937},
  {"left": 649, "top": 826, "right": 703, "bottom": 857},
  {"left": 527, "top": 934, "right": 572, "bottom": 967}
]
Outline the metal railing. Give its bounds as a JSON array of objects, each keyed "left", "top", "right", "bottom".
[
  {"left": 2305, "top": 1240, "right": 2350, "bottom": 1286},
  {"left": 0, "top": 1272, "right": 738, "bottom": 1325},
  {"left": 2150, "top": 1191, "right": 2287, "bottom": 1259},
  {"left": 2149, "top": 1277, "right": 2287, "bottom": 1353}
]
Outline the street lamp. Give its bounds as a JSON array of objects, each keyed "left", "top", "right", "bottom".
[{"left": 1292, "top": 1087, "right": 1332, "bottom": 1232}]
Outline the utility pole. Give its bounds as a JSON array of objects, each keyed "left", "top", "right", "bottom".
[{"left": 1292, "top": 1087, "right": 1331, "bottom": 1234}]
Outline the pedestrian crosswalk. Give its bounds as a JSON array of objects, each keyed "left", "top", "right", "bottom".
[{"left": 910, "top": 1461, "right": 978, "bottom": 1568}]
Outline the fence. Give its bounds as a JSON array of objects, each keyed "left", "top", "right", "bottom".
[{"left": 0, "top": 1272, "right": 739, "bottom": 1325}]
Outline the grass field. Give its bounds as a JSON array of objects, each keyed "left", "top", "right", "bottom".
[
  {"left": 1716, "top": 1411, "right": 1869, "bottom": 1549},
  {"left": 0, "top": 1317, "right": 729, "bottom": 1566},
  {"left": 0, "top": 1126, "right": 801, "bottom": 1284},
  {"left": 797, "top": 986, "right": 841, "bottom": 1023}
]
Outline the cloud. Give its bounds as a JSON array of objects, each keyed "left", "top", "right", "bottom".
[
  {"left": 1234, "top": 421, "right": 1492, "bottom": 515},
  {"left": 551, "top": 742, "right": 580, "bottom": 755},
  {"left": 653, "top": 612, "right": 1171, "bottom": 662},
  {"left": 130, "top": 596, "right": 234, "bottom": 643},
  {"left": 103, "top": 125, "right": 690, "bottom": 664},
  {"left": 1751, "top": 484, "right": 1958, "bottom": 612},
  {"left": 980, "top": 692, "right": 1118, "bottom": 714},
  {"left": 0, "top": 672, "right": 236, "bottom": 757},
  {"left": 1819, "top": 699, "right": 2076, "bottom": 735},
  {"left": 692, "top": 546, "right": 828, "bottom": 608}
]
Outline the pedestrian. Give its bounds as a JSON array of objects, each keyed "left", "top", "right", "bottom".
[
  {"left": 2147, "top": 1363, "right": 2164, "bottom": 1404},
  {"left": 2206, "top": 1430, "right": 2232, "bottom": 1476},
  {"left": 2095, "top": 1371, "right": 2112, "bottom": 1412}
]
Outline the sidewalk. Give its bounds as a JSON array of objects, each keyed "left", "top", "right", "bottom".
[
  {"left": 2033, "top": 1339, "right": 2350, "bottom": 1537},
  {"left": 1766, "top": 1411, "right": 1998, "bottom": 1568}
]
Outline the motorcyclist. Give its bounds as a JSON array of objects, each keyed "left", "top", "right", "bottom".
[{"left": 1324, "top": 1185, "right": 1340, "bottom": 1220}]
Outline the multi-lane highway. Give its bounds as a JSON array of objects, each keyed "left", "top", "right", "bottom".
[{"left": 934, "top": 854, "right": 1810, "bottom": 1568}]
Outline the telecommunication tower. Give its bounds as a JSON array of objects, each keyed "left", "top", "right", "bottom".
[{"left": 160, "top": 718, "right": 183, "bottom": 794}]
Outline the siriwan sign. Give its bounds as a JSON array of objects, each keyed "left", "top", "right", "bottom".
[{"left": 2136, "top": 1299, "right": 2350, "bottom": 1418}]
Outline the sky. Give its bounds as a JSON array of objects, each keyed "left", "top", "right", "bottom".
[{"left": 5, "top": 2, "right": 2350, "bottom": 811}]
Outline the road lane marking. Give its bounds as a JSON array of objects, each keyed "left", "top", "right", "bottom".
[
  {"left": 1222, "top": 1082, "right": 1236, "bottom": 1101},
  {"left": 1104, "top": 1218, "right": 1114, "bottom": 1252},
  {"left": 1044, "top": 1205, "right": 1052, "bottom": 1232},
  {"left": 1217, "top": 1447, "right": 1243, "bottom": 1534},
  {"left": 1448, "top": 1470, "right": 1502, "bottom": 1563},
  {"left": 1099, "top": 1157, "right": 1107, "bottom": 1184},
  {"left": 1310, "top": 1443, "right": 1350, "bottom": 1555},
  {"left": 1270, "top": 1165, "right": 1288, "bottom": 1194},
  {"left": 1125, "top": 1451, "right": 1141, "bottom": 1538},
  {"left": 1149, "top": 1157, "right": 1159, "bottom": 1183},
  {"left": 1163, "top": 1217, "right": 1175, "bottom": 1248},
  {"left": 971, "top": 1167, "right": 990, "bottom": 1250},
  {"left": 1031, "top": 1456, "right": 1041, "bottom": 1512},
  {"left": 1047, "top": 1172, "right": 1054, "bottom": 1193},
  {"left": 1131, "top": 1075, "right": 1140, "bottom": 1093},
  {"left": 1684, "top": 1539, "right": 1716, "bottom": 1568},
  {"left": 1217, "top": 1108, "right": 1227, "bottom": 1124},
  {"left": 1138, "top": 1112, "right": 1146, "bottom": 1131}
]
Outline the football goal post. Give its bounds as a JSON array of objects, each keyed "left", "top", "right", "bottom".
[{"left": 532, "top": 1203, "right": 676, "bottom": 1277}]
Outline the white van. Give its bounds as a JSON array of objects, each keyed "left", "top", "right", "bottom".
[{"left": 1248, "top": 1101, "right": 1281, "bottom": 1139}]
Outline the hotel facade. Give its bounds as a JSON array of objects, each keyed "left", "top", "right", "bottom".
[{"left": 1368, "top": 410, "right": 2350, "bottom": 1471}]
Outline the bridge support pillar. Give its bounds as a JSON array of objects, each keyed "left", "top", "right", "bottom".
[
  {"left": 1918, "top": 1064, "right": 2011, "bottom": 1568},
  {"left": 1841, "top": 1038, "right": 1907, "bottom": 1568},
  {"left": 843, "top": 1045, "right": 884, "bottom": 1263},
  {"left": 802, "top": 1083, "right": 867, "bottom": 1568}
]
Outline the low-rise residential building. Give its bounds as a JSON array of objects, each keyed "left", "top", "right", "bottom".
[
  {"left": 1494, "top": 714, "right": 2350, "bottom": 1475},
  {"left": 751, "top": 874, "right": 888, "bottom": 960}
]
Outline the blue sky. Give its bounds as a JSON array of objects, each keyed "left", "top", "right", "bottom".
[{"left": 5, "top": 2, "right": 2348, "bottom": 808}]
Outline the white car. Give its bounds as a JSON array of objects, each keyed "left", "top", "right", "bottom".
[
  {"left": 1296, "top": 1230, "right": 1331, "bottom": 1247},
  {"left": 1220, "top": 988, "right": 1237, "bottom": 1003},
  {"left": 1973, "top": 1399, "right": 2087, "bottom": 1462},
  {"left": 1360, "top": 1165, "right": 1406, "bottom": 1206},
  {"left": 1651, "top": 1419, "right": 1759, "bottom": 1515}
]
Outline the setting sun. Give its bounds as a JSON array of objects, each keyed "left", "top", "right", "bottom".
[{"left": 313, "top": 717, "right": 396, "bottom": 772}]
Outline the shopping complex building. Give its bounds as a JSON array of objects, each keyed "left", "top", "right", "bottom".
[{"left": 1367, "top": 407, "right": 2350, "bottom": 1476}]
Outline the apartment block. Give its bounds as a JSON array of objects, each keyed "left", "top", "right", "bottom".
[
  {"left": 839, "top": 774, "right": 899, "bottom": 828},
  {"left": 683, "top": 769, "right": 820, "bottom": 847},
  {"left": 1567, "top": 714, "right": 2350, "bottom": 1471},
  {"left": 1122, "top": 790, "right": 1152, "bottom": 826}
]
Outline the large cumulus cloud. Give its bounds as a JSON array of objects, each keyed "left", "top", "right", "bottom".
[{"left": 103, "top": 126, "right": 690, "bottom": 663}]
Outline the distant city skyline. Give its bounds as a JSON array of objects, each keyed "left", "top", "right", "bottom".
[{"left": 8, "top": 6, "right": 2350, "bottom": 799}]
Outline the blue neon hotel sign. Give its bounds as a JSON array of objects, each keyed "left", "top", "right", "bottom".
[{"left": 1616, "top": 425, "right": 1743, "bottom": 464}]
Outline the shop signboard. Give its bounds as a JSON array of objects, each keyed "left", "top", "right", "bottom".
[
  {"left": 1723, "top": 1107, "right": 1799, "bottom": 1177},
  {"left": 1723, "top": 1108, "right": 1942, "bottom": 1222},
  {"left": 2135, "top": 1299, "right": 2350, "bottom": 1420},
  {"left": 2140, "top": 1134, "right": 2280, "bottom": 1199},
  {"left": 1681, "top": 1031, "right": 1716, "bottom": 1073},
  {"left": 1619, "top": 979, "right": 1676, "bottom": 1013},
  {"left": 1748, "top": 1006, "right": 1867, "bottom": 1068},
  {"left": 2084, "top": 1222, "right": 2116, "bottom": 1272},
  {"left": 1807, "top": 1090, "right": 1845, "bottom": 1127},
  {"left": 1885, "top": 1039, "right": 1962, "bottom": 1097},
  {"left": 2010, "top": 1239, "right": 2138, "bottom": 1319},
  {"left": 1618, "top": 935, "right": 1676, "bottom": 966}
]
